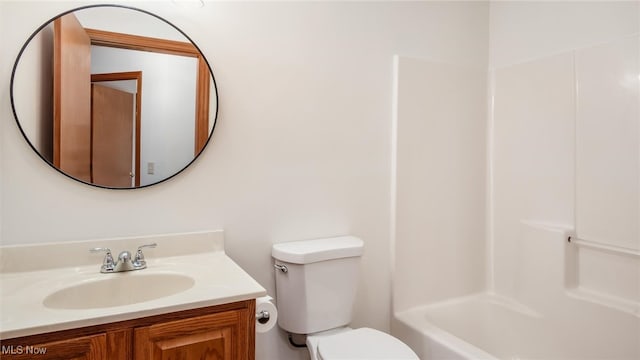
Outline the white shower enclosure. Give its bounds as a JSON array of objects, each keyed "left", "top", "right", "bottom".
[{"left": 391, "top": 2, "right": 640, "bottom": 359}]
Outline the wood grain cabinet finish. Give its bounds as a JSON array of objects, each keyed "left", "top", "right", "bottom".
[
  {"left": 0, "top": 300, "right": 255, "bottom": 360},
  {"left": 135, "top": 310, "right": 252, "bottom": 360},
  {"left": 0, "top": 334, "right": 106, "bottom": 360}
]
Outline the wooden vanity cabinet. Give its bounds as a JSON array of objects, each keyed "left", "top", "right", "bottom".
[
  {"left": 134, "top": 306, "right": 253, "bottom": 360},
  {"left": 0, "top": 300, "right": 255, "bottom": 360},
  {"left": 0, "top": 333, "right": 106, "bottom": 360}
]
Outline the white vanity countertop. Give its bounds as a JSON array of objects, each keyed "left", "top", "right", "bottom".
[{"left": 0, "top": 231, "right": 267, "bottom": 339}]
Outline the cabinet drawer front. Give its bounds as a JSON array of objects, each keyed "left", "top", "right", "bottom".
[{"left": 134, "top": 310, "right": 249, "bottom": 360}]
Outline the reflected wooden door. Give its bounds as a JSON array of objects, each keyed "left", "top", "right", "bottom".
[
  {"left": 53, "top": 13, "right": 91, "bottom": 182},
  {"left": 91, "top": 84, "right": 134, "bottom": 187}
]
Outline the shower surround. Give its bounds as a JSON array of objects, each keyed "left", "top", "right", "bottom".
[{"left": 391, "top": 2, "right": 639, "bottom": 359}]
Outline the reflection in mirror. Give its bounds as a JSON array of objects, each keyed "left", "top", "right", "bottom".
[{"left": 11, "top": 5, "right": 218, "bottom": 189}]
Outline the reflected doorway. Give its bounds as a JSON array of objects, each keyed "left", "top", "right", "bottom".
[{"left": 91, "top": 71, "right": 141, "bottom": 187}]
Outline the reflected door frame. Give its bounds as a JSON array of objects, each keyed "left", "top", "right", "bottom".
[
  {"left": 85, "top": 28, "right": 211, "bottom": 156},
  {"left": 91, "top": 71, "right": 142, "bottom": 187}
]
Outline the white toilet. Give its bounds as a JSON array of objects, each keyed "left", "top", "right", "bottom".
[{"left": 272, "top": 236, "right": 419, "bottom": 360}]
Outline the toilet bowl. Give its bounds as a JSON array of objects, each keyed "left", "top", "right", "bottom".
[
  {"left": 306, "top": 327, "right": 418, "bottom": 360},
  {"left": 272, "top": 236, "right": 418, "bottom": 360}
]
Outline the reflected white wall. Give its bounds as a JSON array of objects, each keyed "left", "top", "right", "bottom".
[{"left": 91, "top": 46, "right": 197, "bottom": 186}]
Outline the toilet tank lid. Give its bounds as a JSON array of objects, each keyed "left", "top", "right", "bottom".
[{"left": 272, "top": 236, "right": 364, "bottom": 264}]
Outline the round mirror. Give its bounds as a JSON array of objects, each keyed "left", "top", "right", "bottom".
[{"left": 10, "top": 5, "right": 218, "bottom": 189}]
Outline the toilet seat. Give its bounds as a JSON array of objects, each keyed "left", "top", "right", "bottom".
[{"left": 316, "top": 328, "right": 419, "bottom": 360}]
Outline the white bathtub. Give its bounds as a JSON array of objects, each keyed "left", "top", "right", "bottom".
[
  {"left": 392, "top": 222, "right": 640, "bottom": 360},
  {"left": 392, "top": 292, "right": 639, "bottom": 360}
]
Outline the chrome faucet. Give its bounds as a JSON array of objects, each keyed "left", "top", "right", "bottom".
[{"left": 90, "top": 243, "right": 157, "bottom": 273}]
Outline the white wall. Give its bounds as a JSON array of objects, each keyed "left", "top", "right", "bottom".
[
  {"left": 12, "top": 23, "right": 53, "bottom": 162},
  {"left": 392, "top": 56, "right": 488, "bottom": 312},
  {"left": 74, "top": 5, "right": 188, "bottom": 42},
  {"left": 492, "top": 52, "right": 576, "bottom": 297},
  {"left": 1, "top": 1, "right": 489, "bottom": 359},
  {"left": 0, "top": 0, "right": 5, "bottom": 250},
  {"left": 575, "top": 35, "right": 640, "bottom": 250},
  {"left": 489, "top": 1, "right": 639, "bottom": 69},
  {"left": 489, "top": 1, "right": 640, "bottom": 302}
]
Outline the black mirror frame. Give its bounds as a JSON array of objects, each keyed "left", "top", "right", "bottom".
[{"left": 10, "top": 3, "right": 219, "bottom": 190}]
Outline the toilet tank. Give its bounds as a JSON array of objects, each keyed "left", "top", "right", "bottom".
[{"left": 272, "top": 236, "right": 364, "bottom": 335}]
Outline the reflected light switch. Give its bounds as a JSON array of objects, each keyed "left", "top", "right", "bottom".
[{"left": 147, "top": 162, "right": 155, "bottom": 175}]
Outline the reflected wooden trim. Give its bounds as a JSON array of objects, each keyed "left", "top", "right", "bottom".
[
  {"left": 85, "top": 28, "right": 211, "bottom": 160},
  {"left": 195, "top": 56, "right": 210, "bottom": 155},
  {"left": 85, "top": 28, "right": 199, "bottom": 57},
  {"left": 91, "top": 71, "right": 142, "bottom": 187}
]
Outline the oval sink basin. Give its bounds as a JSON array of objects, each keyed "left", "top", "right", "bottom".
[{"left": 43, "top": 273, "right": 195, "bottom": 309}]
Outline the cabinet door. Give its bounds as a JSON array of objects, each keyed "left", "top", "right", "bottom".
[
  {"left": 1, "top": 333, "right": 106, "bottom": 360},
  {"left": 134, "top": 309, "right": 250, "bottom": 360}
]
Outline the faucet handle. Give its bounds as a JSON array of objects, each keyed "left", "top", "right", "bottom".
[
  {"left": 134, "top": 243, "right": 157, "bottom": 266},
  {"left": 90, "top": 247, "right": 115, "bottom": 272}
]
